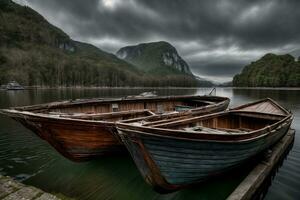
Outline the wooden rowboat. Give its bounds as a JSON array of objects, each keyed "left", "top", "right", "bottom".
[
  {"left": 116, "top": 98, "right": 293, "bottom": 192},
  {"left": 0, "top": 95, "right": 229, "bottom": 161}
]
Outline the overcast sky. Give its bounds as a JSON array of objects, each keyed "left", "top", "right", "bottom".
[{"left": 14, "top": 0, "right": 300, "bottom": 82}]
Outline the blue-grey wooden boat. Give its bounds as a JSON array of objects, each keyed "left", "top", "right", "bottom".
[{"left": 116, "top": 98, "right": 293, "bottom": 192}]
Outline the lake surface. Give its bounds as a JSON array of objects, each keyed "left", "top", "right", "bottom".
[{"left": 0, "top": 88, "right": 299, "bottom": 200}]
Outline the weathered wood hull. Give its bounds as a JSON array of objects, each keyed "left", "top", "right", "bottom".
[
  {"left": 7, "top": 112, "right": 124, "bottom": 161},
  {"left": 118, "top": 121, "right": 291, "bottom": 192},
  {"left": 117, "top": 99, "right": 293, "bottom": 192}
]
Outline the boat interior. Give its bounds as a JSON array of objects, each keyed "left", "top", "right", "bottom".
[
  {"left": 152, "top": 111, "right": 287, "bottom": 134},
  {"left": 16, "top": 96, "right": 226, "bottom": 116}
]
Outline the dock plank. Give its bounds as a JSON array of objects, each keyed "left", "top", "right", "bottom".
[
  {"left": 36, "top": 193, "right": 61, "bottom": 200},
  {"left": 0, "top": 175, "right": 23, "bottom": 199},
  {"left": 0, "top": 175, "right": 67, "bottom": 200},
  {"left": 226, "top": 129, "right": 295, "bottom": 200},
  {"left": 2, "top": 187, "right": 41, "bottom": 200}
]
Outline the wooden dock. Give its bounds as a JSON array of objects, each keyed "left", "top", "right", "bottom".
[
  {"left": 227, "top": 128, "right": 295, "bottom": 200},
  {"left": 0, "top": 175, "right": 65, "bottom": 200}
]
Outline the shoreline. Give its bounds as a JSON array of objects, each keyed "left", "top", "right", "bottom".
[
  {"left": 0, "top": 86, "right": 300, "bottom": 91},
  {"left": 1, "top": 86, "right": 300, "bottom": 90},
  {"left": 229, "top": 86, "right": 300, "bottom": 90}
]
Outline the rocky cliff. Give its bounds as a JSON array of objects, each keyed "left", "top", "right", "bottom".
[{"left": 116, "top": 41, "right": 193, "bottom": 75}]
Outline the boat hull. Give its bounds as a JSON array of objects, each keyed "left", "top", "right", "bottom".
[
  {"left": 118, "top": 118, "right": 292, "bottom": 192},
  {"left": 9, "top": 113, "right": 125, "bottom": 161}
]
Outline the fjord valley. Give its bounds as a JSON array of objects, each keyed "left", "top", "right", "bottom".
[{"left": 0, "top": 0, "right": 203, "bottom": 88}]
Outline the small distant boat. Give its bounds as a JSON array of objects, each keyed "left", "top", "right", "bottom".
[
  {"left": 0, "top": 95, "right": 229, "bottom": 161},
  {"left": 0, "top": 85, "right": 6, "bottom": 90},
  {"left": 6, "top": 81, "right": 25, "bottom": 90},
  {"left": 116, "top": 98, "right": 293, "bottom": 192}
]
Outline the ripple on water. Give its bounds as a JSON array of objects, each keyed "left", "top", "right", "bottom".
[
  {"left": 25, "top": 155, "right": 39, "bottom": 160},
  {"left": 10, "top": 158, "right": 28, "bottom": 164},
  {"left": 14, "top": 170, "right": 44, "bottom": 182},
  {"left": 15, "top": 174, "right": 32, "bottom": 182},
  {"left": 266, "top": 180, "right": 300, "bottom": 200}
]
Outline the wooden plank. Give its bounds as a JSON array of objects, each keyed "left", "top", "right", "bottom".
[
  {"left": 236, "top": 100, "right": 287, "bottom": 115},
  {"left": 0, "top": 175, "right": 63, "bottom": 200}
]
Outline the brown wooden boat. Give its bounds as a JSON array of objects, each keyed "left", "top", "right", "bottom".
[
  {"left": 0, "top": 95, "right": 229, "bottom": 161},
  {"left": 116, "top": 98, "right": 293, "bottom": 192}
]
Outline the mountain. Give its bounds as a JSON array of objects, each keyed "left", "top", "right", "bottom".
[
  {"left": 233, "top": 53, "right": 300, "bottom": 87},
  {"left": 116, "top": 41, "right": 193, "bottom": 75},
  {"left": 0, "top": 0, "right": 202, "bottom": 87}
]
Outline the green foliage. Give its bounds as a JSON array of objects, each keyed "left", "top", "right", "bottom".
[
  {"left": 233, "top": 53, "right": 300, "bottom": 87},
  {"left": 0, "top": 0, "right": 202, "bottom": 87}
]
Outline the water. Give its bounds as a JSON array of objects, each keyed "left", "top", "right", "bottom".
[{"left": 0, "top": 88, "right": 299, "bottom": 200}]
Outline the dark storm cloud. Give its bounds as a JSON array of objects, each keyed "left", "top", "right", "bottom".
[{"left": 16, "top": 0, "right": 300, "bottom": 82}]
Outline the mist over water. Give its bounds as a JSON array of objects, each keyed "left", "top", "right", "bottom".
[{"left": 0, "top": 88, "right": 299, "bottom": 199}]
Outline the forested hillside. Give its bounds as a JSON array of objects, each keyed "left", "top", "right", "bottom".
[{"left": 233, "top": 54, "right": 300, "bottom": 87}]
